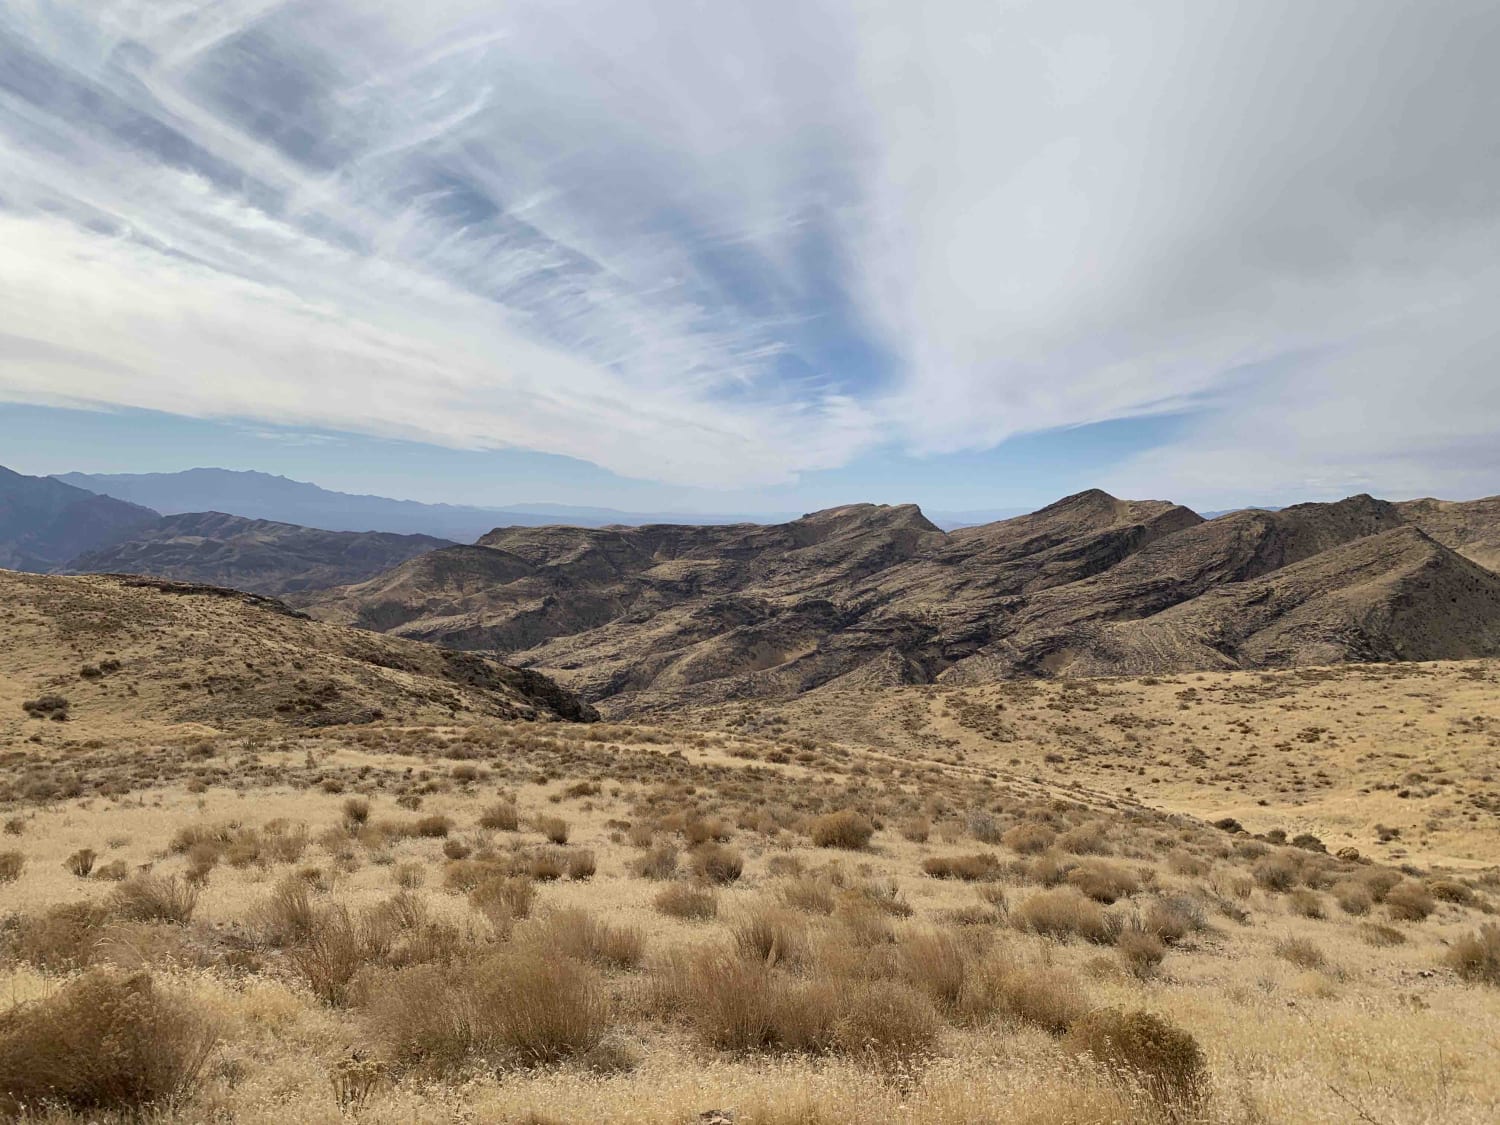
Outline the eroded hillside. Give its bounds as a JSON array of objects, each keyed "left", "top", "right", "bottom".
[{"left": 301, "top": 490, "right": 1500, "bottom": 710}]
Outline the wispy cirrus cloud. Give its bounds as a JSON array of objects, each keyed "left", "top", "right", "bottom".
[{"left": 0, "top": 2, "right": 1496, "bottom": 500}]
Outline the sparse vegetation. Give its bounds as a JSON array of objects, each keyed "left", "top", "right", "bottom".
[{"left": 0, "top": 577, "right": 1495, "bottom": 1122}]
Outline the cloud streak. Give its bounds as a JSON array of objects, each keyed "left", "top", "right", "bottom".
[{"left": 0, "top": 2, "right": 1496, "bottom": 498}]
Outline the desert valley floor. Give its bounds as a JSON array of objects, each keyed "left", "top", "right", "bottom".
[{"left": 0, "top": 574, "right": 1495, "bottom": 1123}]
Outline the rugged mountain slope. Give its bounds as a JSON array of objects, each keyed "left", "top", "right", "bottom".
[
  {"left": 978, "top": 526, "right": 1500, "bottom": 678},
  {"left": 0, "top": 570, "right": 596, "bottom": 734},
  {"left": 1396, "top": 495, "right": 1500, "bottom": 573},
  {"left": 0, "top": 465, "right": 158, "bottom": 571},
  {"left": 301, "top": 486, "right": 1500, "bottom": 712},
  {"left": 64, "top": 511, "right": 453, "bottom": 595}
]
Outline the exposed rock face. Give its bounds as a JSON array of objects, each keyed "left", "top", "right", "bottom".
[
  {"left": 301, "top": 488, "right": 1500, "bottom": 712},
  {"left": 64, "top": 511, "right": 453, "bottom": 595},
  {"left": 0, "top": 570, "right": 597, "bottom": 730},
  {"left": 0, "top": 465, "right": 158, "bottom": 571}
]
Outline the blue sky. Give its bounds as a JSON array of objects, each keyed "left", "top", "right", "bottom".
[{"left": 1, "top": 2, "right": 1497, "bottom": 514}]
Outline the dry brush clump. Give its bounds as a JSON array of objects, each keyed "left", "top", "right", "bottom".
[
  {"left": 922, "top": 853, "right": 1002, "bottom": 881},
  {"left": 809, "top": 810, "right": 875, "bottom": 850},
  {"left": 1013, "top": 887, "right": 1119, "bottom": 945},
  {"left": 363, "top": 950, "right": 609, "bottom": 1070},
  {"left": 1065, "top": 1006, "right": 1206, "bottom": 1114},
  {"left": 654, "top": 882, "right": 718, "bottom": 920},
  {"left": 0, "top": 970, "right": 216, "bottom": 1116},
  {"left": 1445, "top": 923, "right": 1500, "bottom": 985}
]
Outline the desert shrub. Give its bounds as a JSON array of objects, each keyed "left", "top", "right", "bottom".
[
  {"left": 413, "top": 815, "right": 453, "bottom": 839},
  {"left": 7, "top": 902, "right": 113, "bottom": 971},
  {"left": 1426, "top": 878, "right": 1476, "bottom": 906},
  {"left": 654, "top": 883, "right": 718, "bottom": 921},
  {"left": 1117, "top": 929, "right": 1167, "bottom": 978},
  {"left": 899, "top": 817, "right": 931, "bottom": 843},
  {"left": 393, "top": 862, "right": 425, "bottom": 889},
  {"left": 289, "top": 908, "right": 370, "bottom": 1006},
  {"left": 684, "top": 955, "right": 838, "bottom": 1056},
  {"left": 479, "top": 803, "right": 520, "bottom": 832},
  {"left": 0, "top": 970, "right": 215, "bottom": 1116},
  {"left": 470, "top": 875, "right": 535, "bottom": 932},
  {"left": 1058, "top": 821, "right": 1111, "bottom": 855},
  {"left": 1004, "top": 824, "right": 1057, "bottom": 855},
  {"left": 1358, "top": 867, "right": 1404, "bottom": 903},
  {"left": 1331, "top": 881, "right": 1373, "bottom": 915},
  {"left": 834, "top": 901, "right": 898, "bottom": 948},
  {"left": 733, "top": 907, "right": 809, "bottom": 968},
  {"left": 342, "top": 797, "right": 370, "bottom": 826},
  {"left": 532, "top": 910, "right": 645, "bottom": 971},
  {"left": 93, "top": 859, "right": 129, "bottom": 882},
  {"left": 966, "top": 812, "right": 1004, "bottom": 844},
  {"left": 684, "top": 817, "right": 733, "bottom": 845},
  {"left": 922, "top": 853, "right": 1001, "bottom": 881},
  {"left": 565, "top": 849, "right": 597, "bottom": 881},
  {"left": 1142, "top": 897, "right": 1201, "bottom": 945},
  {"left": 1385, "top": 881, "right": 1436, "bottom": 922},
  {"left": 538, "top": 816, "right": 569, "bottom": 845},
  {"left": 991, "top": 965, "right": 1090, "bottom": 1035},
  {"left": 1064, "top": 1007, "right": 1206, "bottom": 1110},
  {"left": 810, "top": 810, "right": 874, "bottom": 850},
  {"left": 253, "top": 877, "right": 317, "bottom": 947},
  {"left": 834, "top": 980, "right": 940, "bottom": 1070},
  {"left": 896, "top": 931, "right": 973, "bottom": 1017},
  {"left": 630, "top": 843, "right": 679, "bottom": 880},
  {"left": 1274, "top": 937, "right": 1325, "bottom": 969},
  {"left": 1445, "top": 924, "right": 1500, "bottom": 985},
  {"left": 778, "top": 875, "right": 837, "bottom": 915},
  {"left": 1066, "top": 859, "right": 1140, "bottom": 904},
  {"left": 1014, "top": 887, "right": 1118, "bottom": 944},
  {"left": 526, "top": 851, "right": 566, "bottom": 882},
  {"left": 442, "top": 839, "right": 472, "bottom": 861},
  {"left": 691, "top": 843, "right": 744, "bottom": 885},
  {"left": 842, "top": 879, "right": 914, "bottom": 919},
  {"left": 20, "top": 694, "right": 69, "bottom": 721},
  {"left": 112, "top": 875, "right": 198, "bottom": 924},
  {"left": 65, "top": 848, "right": 97, "bottom": 879},
  {"left": 1165, "top": 849, "right": 1207, "bottom": 877},
  {"left": 0, "top": 852, "right": 23, "bottom": 883},
  {"left": 1287, "top": 888, "right": 1325, "bottom": 918},
  {"left": 364, "top": 951, "right": 608, "bottom": 1069},
  {"left": 1359, "top": 922, "right": 1407, "bottom": 947},
  {"left": 1252, "top": 853, "right": 1300, "bottom": 892}
]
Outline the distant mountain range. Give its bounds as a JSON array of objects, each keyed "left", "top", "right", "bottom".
[
  {"left": 54, "top": 468, "right": 810, "bottom": 539},
  {"left": 0, "top": 465, "right": 158, "bottom": 570},
  {"left": 8, "top": 462, "right": 1500, "bottom": 710},
  {"left": 55, "top": 467, "right": 1020, "bottom": 535}
]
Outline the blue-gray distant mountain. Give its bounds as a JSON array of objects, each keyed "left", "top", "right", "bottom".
[
  {"left": 54, "top": 469, "right": 803, "bottom": 540},
  {"left": 0, "top": 465, "right": 158, "bottom": 571},
  {"left": 65, "top": 511, "right": 453, "bottom": 596}
]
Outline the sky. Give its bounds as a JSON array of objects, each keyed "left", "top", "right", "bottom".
[{"left": 0, "top": 1, "right": 1497, "bottom": 515}]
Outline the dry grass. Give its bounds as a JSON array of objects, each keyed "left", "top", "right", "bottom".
[{"left": 0, "top": 647, "right": 1497, "bottom": 1122}]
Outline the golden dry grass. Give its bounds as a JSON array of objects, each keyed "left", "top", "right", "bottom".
[{"left": 2, "top": 602, "right": 1498, "bottom": 1122}]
